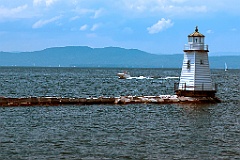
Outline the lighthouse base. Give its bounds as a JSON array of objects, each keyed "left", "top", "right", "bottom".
[{"left": 175, "top": 90, "right": 216, "bottom": 97}]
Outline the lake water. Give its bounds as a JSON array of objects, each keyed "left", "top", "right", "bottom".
[{"left": 0, "top": 67, "right": 239, "bottom": 159}]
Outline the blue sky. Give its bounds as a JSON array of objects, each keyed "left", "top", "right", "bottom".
[{"left": 0, "top": 0, "right": 239, "bottom": 55}]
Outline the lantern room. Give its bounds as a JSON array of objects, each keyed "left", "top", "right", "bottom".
[{"left": 184, "top": 26, "right": 208, "bottom": 51}]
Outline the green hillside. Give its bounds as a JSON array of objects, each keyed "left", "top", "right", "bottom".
[{"left": 0, "top": 46, "right": 239, "bottom": 69}]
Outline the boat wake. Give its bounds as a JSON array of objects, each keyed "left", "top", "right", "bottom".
[
  {"left": 117, "top": 71, "right": 179, "bottom": 80},
  {"left": 126, "top": 76, "right": 154, "bottom": 80}
]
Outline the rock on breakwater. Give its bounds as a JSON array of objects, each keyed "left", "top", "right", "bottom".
[{"left": 0, "top": 95, "right": 221, "bottom": 107}]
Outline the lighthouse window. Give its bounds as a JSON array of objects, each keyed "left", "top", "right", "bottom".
[
  {"left": 200, "top": 59, "right": 203, "bottom": 64},
  {"left": 187, "top": 60, "right": 191, "bottom": 69},
  {"left": 189, "top": 37, "right": 193, "bottom": 42}
]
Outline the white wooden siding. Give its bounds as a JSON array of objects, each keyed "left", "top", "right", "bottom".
[{"left": 178, "top": 51, "right": 214, "bottom": 91}]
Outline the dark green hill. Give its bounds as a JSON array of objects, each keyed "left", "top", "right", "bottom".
[{"left": 0, "top": 46, "right": 239, "bottom": 69}]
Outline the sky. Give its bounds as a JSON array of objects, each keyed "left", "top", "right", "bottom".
[{"left": 0, "top": 0, "right": 239, "bottom": 55}]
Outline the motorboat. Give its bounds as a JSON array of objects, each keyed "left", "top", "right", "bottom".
[{"left": 117, "top": 71, "right": 131, "bottom": 79}]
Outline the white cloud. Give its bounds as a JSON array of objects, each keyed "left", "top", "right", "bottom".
[
  {"left": 91, "top": 23, "right": 101, "bottom": 31},
  {"left": 74, "top": 8, "right": 92, "bottom": 15},
  {"left": 32, "top": 16, "right": 62, "bottom": 28},
  {"left": 80, "top": 24, "right": 88, "bottom": 31},
  {"left": 0, "top": 4, "right": 28, "bottom": 19},
  {"left": 74, "top": 8, "right": 103, "bottom": 19},
  {"left": 33, "top": 0, "right": 58, "bottom": 7},
  {"left": 120, "top": 0, "right": 165, "bottom": 12},
  {"left": 118, "top": 0, "right": 216, "bottom": 17},
  {"left": 79, "top": 23, "right": 101, "bottom": 31},
  {"left": 147, "top": 18, "right": 174, "bottom": 34},
  {"left": 33, "top": 0, "right": 41, "bottom": 6},
  {"left": 69, "top": 16, "right": 79, "bottom": 21},
  {"left": 161, "top": 5, "right": 207, "bottom": 14},
  {"left": 171, "top": 0, "right": 187, "bottom": 3},
  {"left": 92, "top": 8, "right": 104, "bottom": 19},
  {"left": 46, "top": 0, "right": 58, "bottom": 7},
  {"left": 207, "top": 30, "right": 214, "bottom": 34}
]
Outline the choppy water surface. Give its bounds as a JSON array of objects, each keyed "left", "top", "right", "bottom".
[{"left": 0, "top": 67, "right": 239, "bottom": 159}]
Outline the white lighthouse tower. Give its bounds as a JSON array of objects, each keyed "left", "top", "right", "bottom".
[{"left": 176, "top": 26, "right": 216, "bottom": 97}]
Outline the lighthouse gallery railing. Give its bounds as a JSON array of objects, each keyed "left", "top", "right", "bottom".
[
  {"left": 174, "top": 82, "right": 218, "bottom": 92},
  {"left": 184, "top": 44, "right": 208, "bottom": 50}
]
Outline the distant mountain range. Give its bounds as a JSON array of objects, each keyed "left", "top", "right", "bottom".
[{"left": 0, "top": 46, "right": 239, "bottom": 69}]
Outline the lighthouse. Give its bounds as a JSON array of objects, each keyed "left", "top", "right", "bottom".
[{"left": 176, "top": 26, "right": 216, "bottom": 97}]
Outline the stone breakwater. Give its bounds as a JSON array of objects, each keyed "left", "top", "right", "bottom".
[{"left": 0, "top": 95, "right": 221, "bottom": 107}]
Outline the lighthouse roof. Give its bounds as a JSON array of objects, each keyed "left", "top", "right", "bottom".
[{"left": 188, "top": 26, "right": 205, "bottom": 37}]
